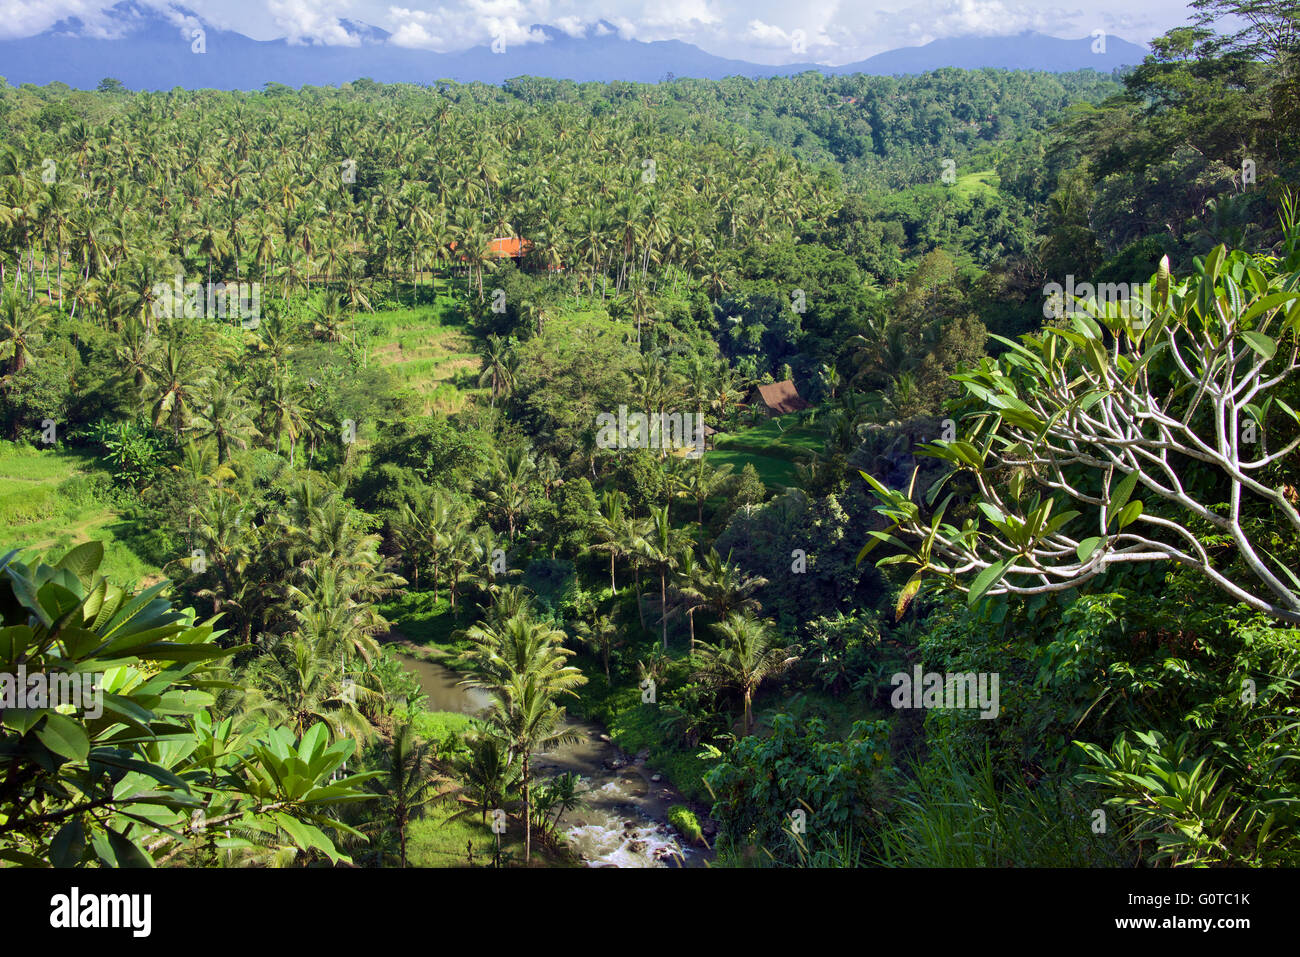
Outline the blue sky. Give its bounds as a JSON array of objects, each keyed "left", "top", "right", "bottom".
[{"left": 1, "top": 0, "right": 1201, "bottom": 64}]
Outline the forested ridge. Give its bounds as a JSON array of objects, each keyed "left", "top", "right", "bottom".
[{"left": 1, "top": 0, "right": 1299, "bottom": 869}]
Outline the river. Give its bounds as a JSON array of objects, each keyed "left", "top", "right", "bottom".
[{"left": 396, "top": 652, "right": 711, "bottom": 868}]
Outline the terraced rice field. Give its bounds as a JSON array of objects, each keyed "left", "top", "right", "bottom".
[{"left": 365, "top": 292, "right": 485, "bottom": 414}]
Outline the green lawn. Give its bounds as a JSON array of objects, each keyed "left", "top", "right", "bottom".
[
  {"left": 708, "top": 413, "right": 824, "bottom": 488},
  {"left": 0, "top": 442, "right": 160, "bottom": 586},
  {"left": 406, "top": 801, "right": 572, "bottom": 868},
  {"left": 706, "top": 448, "right": 799, "bottom": 488},
  {"left": 953, "top": 168, "right": 1000, "bottom": 199},
  {"left": 713, "top": 414, "right": 825, "bottom": 461}
]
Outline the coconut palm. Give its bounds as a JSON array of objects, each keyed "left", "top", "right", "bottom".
[
  {"left": 0, "top": 290, "right": 43, "bottom": 379},
  {"left": 371, "top": 722, "right": 448, "bottom": 867},
  {"left": 445, "top": 728, "right": 522, "bottom": 830},
  {"left": 585, "top": 489, "right": 630, "bottom": 594},
  {"left": 693, "top": 612, "right": 799, "bottom": 734},
  {"left": 478, "top": 334, "right": 515, "bottom": 408},
  {"left": 695, "top": 548, "right": 768, "bottom": 621},
  {"left": 679, "top": 458, "right": 733, "bottom": 527},
  {"left": 144, "top": 334, "right": 209, "bottom": 435},
  {"left": 191, "top": 377, "right": 258, "bottom": 464},
  {"left": 639, "top": 505, "right": 692, "bottom": 650},
  {"left": 460, "top": 608, "right": 586, "bottom": 863}
]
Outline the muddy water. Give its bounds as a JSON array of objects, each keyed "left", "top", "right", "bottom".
[
  {"left": 397, "top": 653, "right": 495, "bottom": 714},
  {"left": 395, "top": 652, "right": 709, "bottom": 868}
]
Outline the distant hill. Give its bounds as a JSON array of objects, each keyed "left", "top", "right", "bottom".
[
  {"left": 833, "top": 30, "right": 1147, "bottom": 74},
  {"left": 0, "top": 3, "right": 1148, "bottom": 90}
]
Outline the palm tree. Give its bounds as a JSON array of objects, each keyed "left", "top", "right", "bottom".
[
  {"left": 693, "top": 612, "right": 798, "bottom": 734},
  {"left": 585, "top": 489, "right": 629, "bottom": 594},
  {"left": 695, "top": 548, "right": 768, "bottom": 621},
  {"left": 573, "top": 611, "right": 621, "bottom": 683},
  {"left": 673, "top": 546, "right": 707, "bottom": 654},
  {"left": 252, "top": 633, "right": 375, "bottom": 744},
  {"left": 308, "top": 291, "right": 350, "bottom": 344},
  {"left": 679, "top": 458, "right": 733, "bottom": 527},
  {"left": 478, "top": 334, "right": 515, "bottom": 408},
  {"left": 640, "top": 505, "right": 692, "bottom": 651},
  {"left": 446, "top": 728, "right": 522, "bottom": 834},
  {"left": 460, "top": 608, "right": 586, "bottom": 863},
  {"left": 484, "top": 447, "right": 533, "bottom": 539},
  {"left": 393, "top": 487, "right": 461, "bottom": 596},
  {"left": 0, "top": 292, "right": 42, "bottom": 434},
  {"left": 144, "top": 334, "right": 208, "bottom": 436},
  {"left": 191, "top": 377, "right": 257, "bottom": 464},
  {"left": 486, "top": 668, "right": 582, "bottom": 864},
  {"left": 371, "top": 722, "right": 446, "bottom": 867}
]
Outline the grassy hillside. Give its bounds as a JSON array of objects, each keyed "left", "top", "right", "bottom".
[
  {"left": 953, "top": 168, "right": 1000, "bottom": 199},
  {"left": 364, "top": 292, "right": 482, "bottom": 414},
  {"left": 0, "top": 442, "right": 160, "bottom": 586}
]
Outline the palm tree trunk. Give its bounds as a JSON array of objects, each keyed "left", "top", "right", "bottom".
[
  {"left": 523, "top": 754, "right": 531, "bottom": 863},
  {"left": 660, "top": 570, "right": 668, "bottom": 651}
]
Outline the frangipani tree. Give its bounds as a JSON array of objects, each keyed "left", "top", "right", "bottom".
[{"left": 862, "top": 236, "right": 1300, "bottom": 625}]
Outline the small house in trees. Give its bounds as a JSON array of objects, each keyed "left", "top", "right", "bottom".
[
  {"left": 487, "top": 237, "right": 531, "bottom": 259},
  {"left": 751, "top": 380, "right": 811, "bottom": 417},
  {"left": 449, "top": 237, "right": 532, "bottom": 260},
  {"left": 448, "top": 237, "right": 561, "bottom": 272}
]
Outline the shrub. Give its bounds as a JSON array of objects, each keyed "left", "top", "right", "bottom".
[{"left": 668, "top": 805, "right": 703, "bottom": 845}]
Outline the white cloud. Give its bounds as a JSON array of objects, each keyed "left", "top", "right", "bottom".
[
  {"left": 0, "top": 0, "right": 1194, "bottom": 60},
  {"left": 386, "top": 1, "right": 550, "bottom": 50},
  {"left": 268, "top": 0, "right": 360, "bottom": 44}
]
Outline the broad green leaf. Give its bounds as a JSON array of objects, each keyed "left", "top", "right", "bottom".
[
  {"left": 1076, "top": 537, "right": 1105, "bottom": 563},
  {"left": 1107, "top": 472, "right": 1139, "bottom": 529},
  {"left": 967, "top": 560, "right": 1007, "bottom": 607},
  {"left": 1241, "top": 330, "right": 1276, "bottom": 361},
  {"left": 35, "top": 712, "right": 90, "bottom": 761},
  {"left": 1116, "top": 500, "right": 1144, "bottom": 529},
  {"left": 55, "top": 541, "right": 104, "bottom": 588}
]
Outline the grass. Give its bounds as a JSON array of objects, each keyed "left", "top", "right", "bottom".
[
  {"left": 378, "top": 589, "right": 478, "bottom": 663},
  {"left": 706, "top": 449, "right": 799, "bottom": 488},
  {"left": 712, "top": 415, "right": 825, "bottom": 462},
  {"left": 708, "top": 413, "right": 824, "bottom": 487},
  {"left": 953, "top": 168, "right": 1000, "bottom": 199},
  {"left": 406, "top": 801, "right": 572, "bottom": 868},
  {"left": 363, "top": 290, "right": 481, "bottom": 414},
  {"left": 0, "top": 442, "right": 161, "bottom": 586}
]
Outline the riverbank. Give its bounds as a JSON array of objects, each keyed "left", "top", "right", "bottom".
[{"left": 382, "top": 626, "right": 714, "bottom": 867}]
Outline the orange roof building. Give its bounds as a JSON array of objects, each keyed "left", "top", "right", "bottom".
[{"left": 448, "top": 237, "right": 533, "bottom": 260}]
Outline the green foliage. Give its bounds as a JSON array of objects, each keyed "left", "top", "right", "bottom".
[
  {"left": 0, "top": 543, "right": 377, "bottom": 867},
  {"left": 667, "top": 804, "right": 703, "bottom": 844},
  {"left": 704, "top": 714, "right": 890, "bottom": 866},
  {"left": 876, "top": 741, "right": 1129, "bottom": 867},
  {"left": 1077, "top": 727, "right": 1300, "bottom": 866}
]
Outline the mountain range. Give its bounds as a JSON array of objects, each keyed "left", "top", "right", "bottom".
[{"left": 0, "top": 3, "right": 1150, "bottom": 90}]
